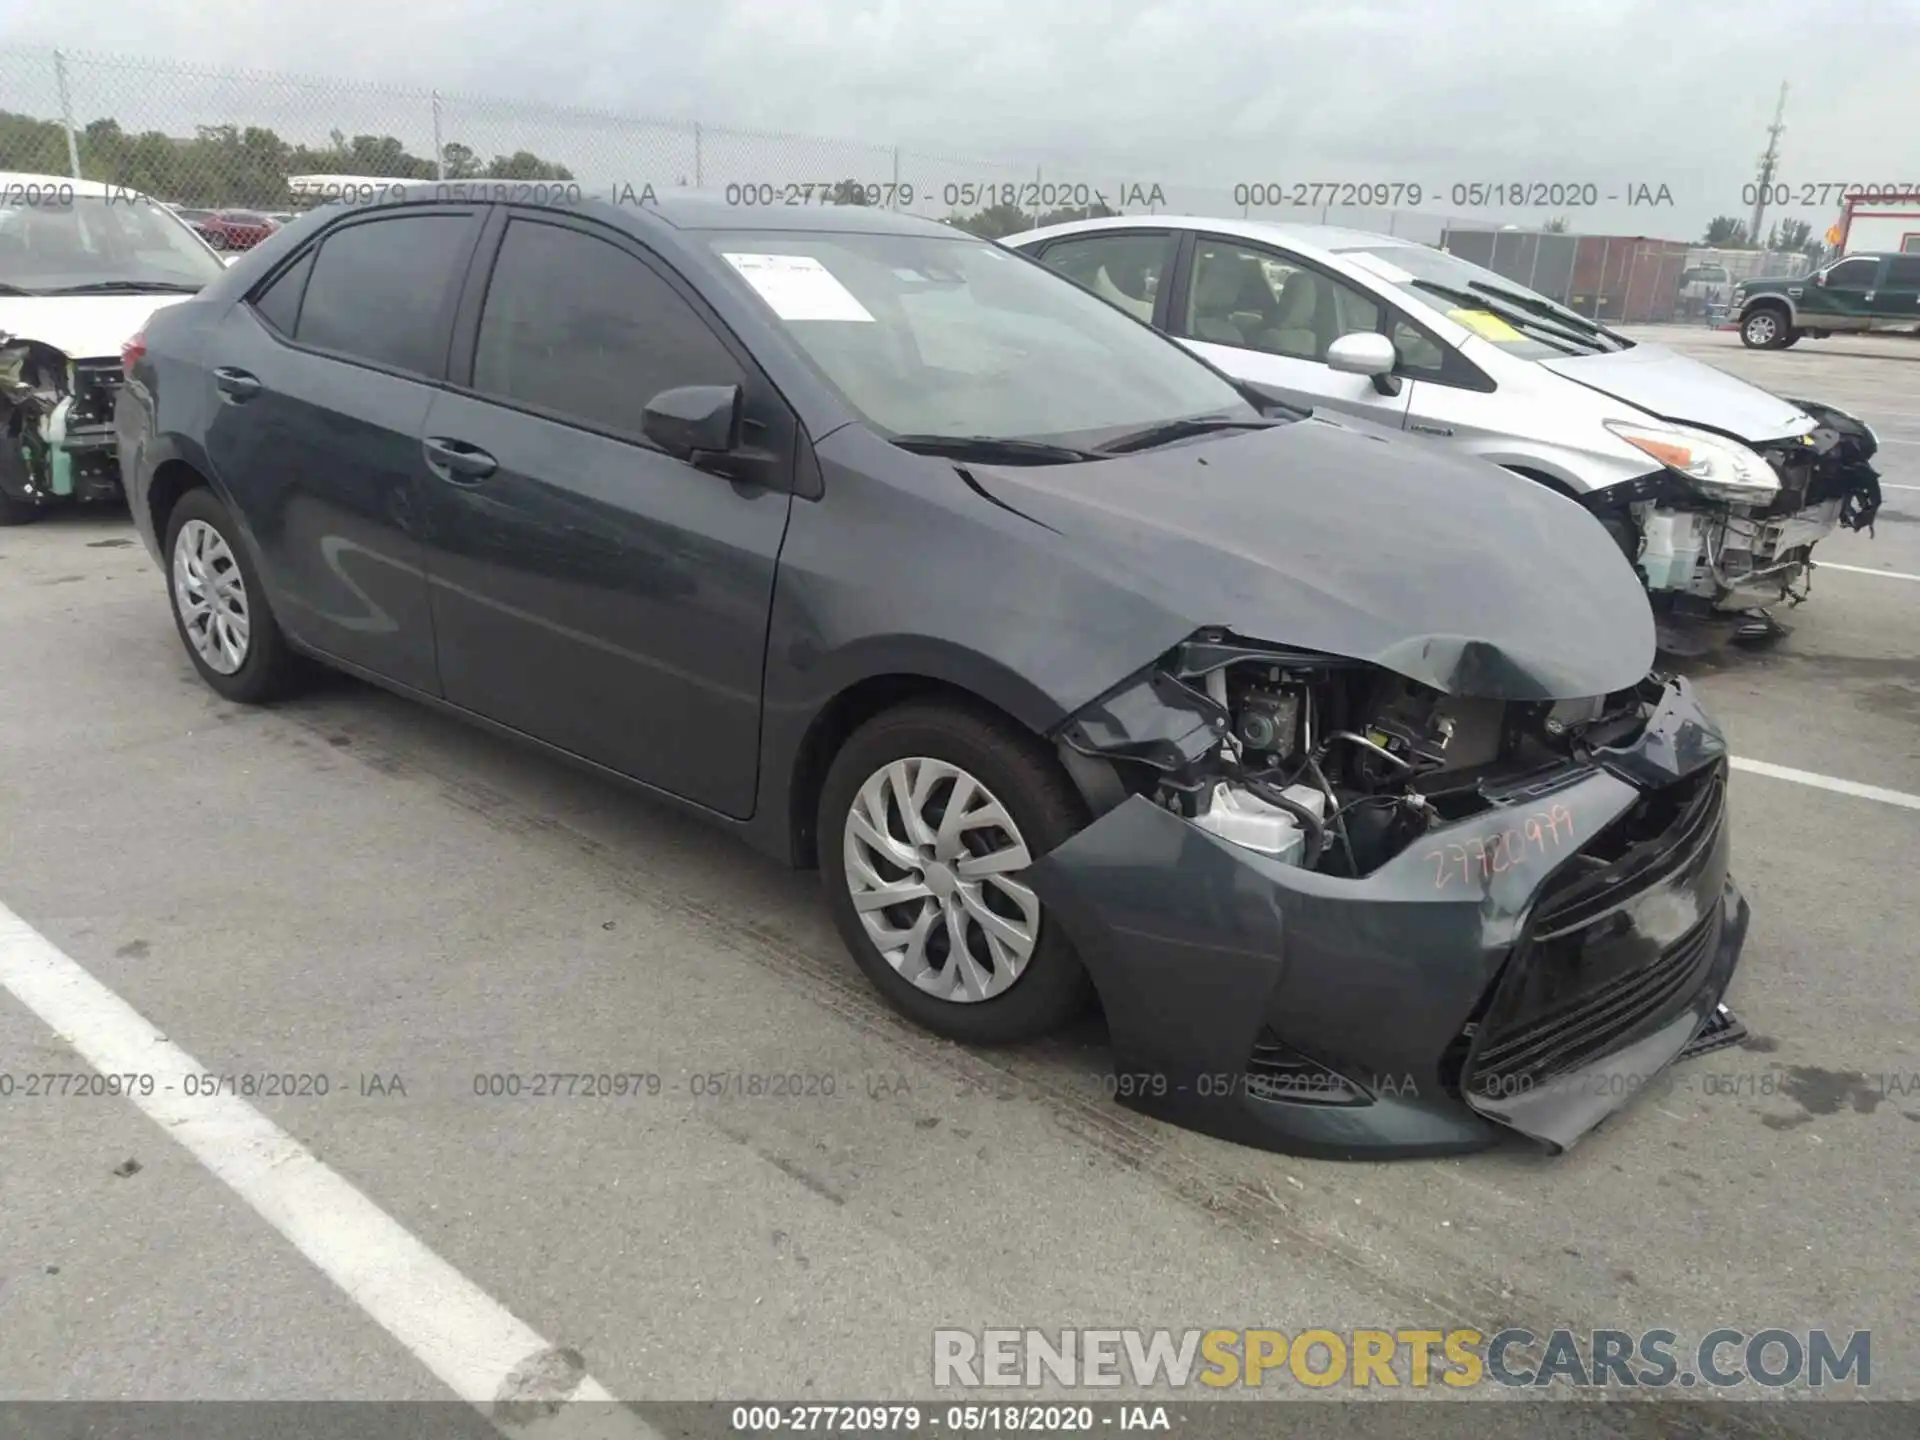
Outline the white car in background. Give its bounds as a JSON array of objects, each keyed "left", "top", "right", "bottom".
[
  {"left": 1, "top": 171, "right": 228, "bottom": 524},
  {"left": 1005, "top": 216, "right": 1884, "bottom": 647}
]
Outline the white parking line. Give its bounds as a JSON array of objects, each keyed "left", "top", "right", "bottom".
[
  {"left": 0, "top": 901, "right": 660, "bottom": 1438},
  {"left": 1730, "top": 758, "right": 1920, "bottom": 812},
  {"left": 1818, "top": 561, "right": 1920, "bottom": 582},
  {"left": 1880, "top": 481, "right": 1920, "bottom": 491}
]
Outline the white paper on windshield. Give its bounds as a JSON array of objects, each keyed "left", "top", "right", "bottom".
[
  {"left": 723, "top": 252, "right": 874, "bottom": 322},
  {"left": 1343, "top": 251, "right": 1416, "bottom": 285}
]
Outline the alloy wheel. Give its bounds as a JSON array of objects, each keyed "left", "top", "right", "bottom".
[
  {"left": 841, "top": 756, "right": 1042, "bottom": 1003},
  {"left": 1745, "top": 312, "right": 1777, "bottom": 346},
  {"left": 172, "top": 519, "right": 251, "bottom": 675}
]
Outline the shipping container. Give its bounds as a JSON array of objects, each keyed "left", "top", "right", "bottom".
[{"left": 1440, "top": 229, "right": 1690, "bottom": 321}]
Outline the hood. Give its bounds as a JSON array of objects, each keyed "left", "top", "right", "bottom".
[
  {"left": 970, "top": 418, "right": 1655, "bottom": 703},
  {"left": 1540, "top": 343, "right": 1816, "bottom": 444},
  {"left": 0, "top": 294, "right": 193, "bottom": 361}
]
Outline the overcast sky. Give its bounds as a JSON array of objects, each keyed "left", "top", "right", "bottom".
[{"left": 2, "top": 0, "right": 1914, "bottom": 239}]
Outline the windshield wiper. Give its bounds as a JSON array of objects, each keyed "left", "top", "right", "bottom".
[
  {"left": 1095, "top": 414, "right": 1284, "bottom": 455},
  {"left": 890, "top": 434, "right": 1107, "bottom": 465},
  {"left": 40, "top": 281, "right": 202, "bottom": 295},
  {"left": 1409, "top": 280, "right": 1613, "bottom": 355},
  {"left": 1464, "top": 280, "right": 1626, "bottom": 343}
]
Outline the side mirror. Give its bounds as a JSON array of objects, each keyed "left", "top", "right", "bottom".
[
  {"left": 642, "top": 384, "right": 743, "bottom": 460},
  {"left": 1812, "top": 271, "right": 1827, "bottom": 287},
  {"left": 1325, "top": 331, "right": 1402, "bottom": 396}
]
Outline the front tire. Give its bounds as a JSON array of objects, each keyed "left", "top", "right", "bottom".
[
  {"left": 818, "top": 701, "right": 1094, "bottom": 1044},
  {"left": 164, "top": 486, "right": 302, "bottom": 704},
  {"left": 1741, "top": 306, "right": 1793, "bottom": 349},
  {"left": 0, "top": 444, "right": 45, "bottom": 526}
]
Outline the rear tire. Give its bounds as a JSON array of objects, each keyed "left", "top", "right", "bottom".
[
  {"left": 163, "top": 486, "right": 303, "bottom": 704},
  {"left": 818, "top": 700, "right": 1094, "bottom": 1044}
]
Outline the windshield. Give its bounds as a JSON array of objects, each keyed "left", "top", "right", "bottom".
[
  {"left": 703, "top": 229, "right": 1259, "bottom": 444},
  {"left": 0, "top": 195, "right": 227, "bottom": 293},
  {"left": 1332, "top": 242, "right": 1629, "bottom": 358}
]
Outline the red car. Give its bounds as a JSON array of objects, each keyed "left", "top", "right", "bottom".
[{"left": 195, "top": 209, "right": 279, "bottom": 251}]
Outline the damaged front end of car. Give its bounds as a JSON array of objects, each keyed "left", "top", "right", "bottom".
[
  {"left": 0, "top": 329, "right": 129, "bottom": 524},
  {"left": 1596, "top": 403, "right": 1881, "bottom": 650},
  {"left": 1027, "top": 630, "right": 1749, "bottom": 1159}
]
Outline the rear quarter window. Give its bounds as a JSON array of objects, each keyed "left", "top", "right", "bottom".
[{"left": 250, "top": 249, "right": 314, "bottom": 335}]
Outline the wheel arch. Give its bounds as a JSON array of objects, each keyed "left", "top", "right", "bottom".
[
  {"left": 1498, "top": 463, "right": 1581, "bottom": 500},
  {"left": 1741, "top": 294, "right": 1796, "bottom": 325},
  {"left": 148, "top": 456, "right": 213, "bottom": 548},
  {"left": 785, "top": 672, "right": 1059, "bottom": 871}
]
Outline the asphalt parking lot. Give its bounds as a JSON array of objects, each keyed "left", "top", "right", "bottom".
[{"left": 2, "top": 326, "right": 1917, "bottom": 1422}]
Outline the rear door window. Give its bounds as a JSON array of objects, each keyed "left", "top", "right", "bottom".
[
  {"left": 1033, "top": 232, "right": 1176, "bottom": 324},
  {"left": 293, "top": 212, "right": 478, "bottom": 376},
  {"left": 1882, "top": 254, "right": 1920, "bottom": 286}
]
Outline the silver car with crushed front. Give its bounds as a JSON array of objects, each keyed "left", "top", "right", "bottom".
[{"left": 1007, "top": 217, "right": 1883, "bottom": 650}]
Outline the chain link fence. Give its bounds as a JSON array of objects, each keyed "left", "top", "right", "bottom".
[{"left": 3, "top": 45, "right": 1486, "bottom": 243}]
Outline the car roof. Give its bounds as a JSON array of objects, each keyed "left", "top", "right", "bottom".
[
  {"left": 0, "top": 170, "right": 149, "bottom": 201},
  {"left": 642, "top": 194, "right": 963, "bottom": 237},
  {"left": 1008, "top": 213, "right": 1416, "bottom": 259},
  {"left": 304, "top": 187, "right": 966, "bottom": 241}
]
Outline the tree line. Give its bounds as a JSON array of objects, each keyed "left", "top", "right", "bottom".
[
  {"left": 1, "top": 109, "right": 573, "bottom": 208},
  {"left": 1700, "top": 213, "right": 1826, "bottom": 260},
  {"left": 2, "top": 107, "right": 1126, "bottom": 235}
]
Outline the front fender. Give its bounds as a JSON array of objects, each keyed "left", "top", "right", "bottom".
[{"left": 1739, "top": 293, "right": 1800, "bottom": 325}]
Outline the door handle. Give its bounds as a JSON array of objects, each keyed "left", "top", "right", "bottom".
[
  {"left": 212, "top": 367, "right": 262, "bottom": 402},
  {"left": 422, "top": 436, "right": 498, "bottom": 483}
]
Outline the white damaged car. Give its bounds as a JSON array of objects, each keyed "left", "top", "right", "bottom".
[
  {"left": 1007, "top": 217, "right": 1884, "bottom": 649},
  {"left": 1, "top": 171, "right": 226, "bottom": 525}
]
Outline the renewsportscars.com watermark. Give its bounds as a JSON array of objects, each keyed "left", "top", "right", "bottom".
[{"left": 933, "top": 1328, "right": 1872, "bottom": 1391}]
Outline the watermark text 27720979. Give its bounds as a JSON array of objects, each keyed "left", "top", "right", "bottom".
[
  {"left": 1231, "top": 181, "right": 1677, "bottom": 209},
  {"left": 722, "top": 181, "right": 913, "bottom": 207},
  {"left": 1745, "top": 181, "right": 1920, "bottom": 207}
]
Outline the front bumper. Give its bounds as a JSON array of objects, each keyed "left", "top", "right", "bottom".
[{"left": 1026, "top": 678, "right": 1746, "bottom": 1159}]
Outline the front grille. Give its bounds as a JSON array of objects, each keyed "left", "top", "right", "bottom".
[
  {"left": 1467, "top": 908, "right": 1720, "bottom": 1094},
  {"left": 1529, "top": 767, "right": 1723, "bottom": 938},
  {"left": 1463, "top": 765, "right": 1728, "bottom": 1098}
]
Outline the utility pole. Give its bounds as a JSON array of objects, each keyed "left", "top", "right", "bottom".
[{"left": 1747, "top": 82, "right": 1788, "bottom": 247}]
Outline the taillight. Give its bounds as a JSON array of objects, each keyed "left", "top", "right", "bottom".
[{"left": 121, "top": 332, "right": 146, "bottom": 368}]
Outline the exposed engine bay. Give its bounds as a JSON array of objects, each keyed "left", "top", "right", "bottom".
[
  {"left": 1060, "top": 633, "right": 1661, "bottom": 879},
  {"left": 1598, "top": 398, "right": 1881, "bottom": 623},
  {"left": 0, "top": 329, "right": 128, "bottom": 521}
]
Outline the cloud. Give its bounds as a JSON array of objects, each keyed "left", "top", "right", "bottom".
[{"left": 2, "top": 0, "right": 1913, "bottom": 236}]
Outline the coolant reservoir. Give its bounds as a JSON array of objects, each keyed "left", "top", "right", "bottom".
[
  {"left": 1193, "top": 782, "right": 1328, "bottom": 866},
  {"left": 1640, "top": 510, "right": 1703, "bottom": 591},
  {"left": 45, "top": 396, "right": 76, "bottom": 498}
]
